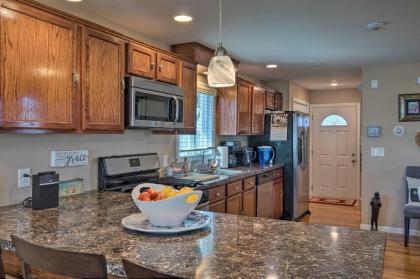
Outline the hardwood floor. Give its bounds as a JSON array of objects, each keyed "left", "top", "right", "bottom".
[{"left": 304, "top": 202, "right": 420, "bottom": 278}]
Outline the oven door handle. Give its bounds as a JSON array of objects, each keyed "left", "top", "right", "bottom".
[{"left": 172, "top": 95, "right": 179, "bottom": 124}]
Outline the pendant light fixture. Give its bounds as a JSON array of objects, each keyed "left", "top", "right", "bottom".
[{"left": 207, "top": 0, "right": 236, "bottom": 88}]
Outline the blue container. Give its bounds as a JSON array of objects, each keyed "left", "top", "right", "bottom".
[{"left": 257, "top": 146, "right": 275, "bottom": 165}]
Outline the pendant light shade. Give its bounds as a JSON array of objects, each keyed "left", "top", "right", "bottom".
[{"left": 207, "top": 0, "right": 236, "bottom": 88}]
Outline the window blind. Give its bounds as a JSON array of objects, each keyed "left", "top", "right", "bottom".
[{"left": 178, "top": 92, "right": 215, "bottom": 157}]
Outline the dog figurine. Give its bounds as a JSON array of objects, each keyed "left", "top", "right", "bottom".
[{"left": 370, "top": 192, "right": 382, "bottom": 231}]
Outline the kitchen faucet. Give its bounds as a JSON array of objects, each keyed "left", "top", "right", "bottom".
[{"left": 200, "top": 147, "right": 220, "bottom": 172}]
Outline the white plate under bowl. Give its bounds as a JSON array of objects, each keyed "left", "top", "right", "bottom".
[{"left": 122, "top": 211, "right": 211, "bottom": 235}]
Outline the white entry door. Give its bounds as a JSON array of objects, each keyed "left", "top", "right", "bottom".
[{"left": 311, "top": 104, "right": 359, "bottom": 199}]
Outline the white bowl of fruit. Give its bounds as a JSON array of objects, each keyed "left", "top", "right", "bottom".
[{"left": 132, "top": 183, "right": 202, "bottom": 227}]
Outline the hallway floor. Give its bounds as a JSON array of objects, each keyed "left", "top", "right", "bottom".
[{"left": 303, "top": 202, "right": 420, "bottom": 279}]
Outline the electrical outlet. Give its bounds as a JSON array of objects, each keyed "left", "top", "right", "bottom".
[{"left": 18, "top": 168, "right": 31, "bottom": 188}]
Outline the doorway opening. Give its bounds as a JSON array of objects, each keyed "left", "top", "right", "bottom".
[{"left": 308, "top": 103, "right": 361, "bottom": 227}]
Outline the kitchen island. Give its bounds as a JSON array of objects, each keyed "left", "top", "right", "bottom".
[{"left": 0, "top": 191, "right": 385, "bottom": 278}]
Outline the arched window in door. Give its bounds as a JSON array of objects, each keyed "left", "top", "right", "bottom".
[{"left": 321, "top": 114, "right": 348, "bottom": 127}]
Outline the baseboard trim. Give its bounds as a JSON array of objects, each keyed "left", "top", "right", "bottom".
[{"left": 360, "top": 224, "right": 420, "bottom": 237}]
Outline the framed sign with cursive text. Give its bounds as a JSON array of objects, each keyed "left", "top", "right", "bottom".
[{"left": 51, "top": 150, "right": 89, "bottom": 167}]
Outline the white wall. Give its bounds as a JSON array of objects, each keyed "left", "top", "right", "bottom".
[
  {"left": 361, "top": 63, "right": 420, "bottom": 231},
  {"left": 0, "top": 131, "right": 176, "bottom": 206}
]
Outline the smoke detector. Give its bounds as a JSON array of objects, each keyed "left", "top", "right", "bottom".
[{"left": 366, "top": 22, "right": 385, "bottom": 31}]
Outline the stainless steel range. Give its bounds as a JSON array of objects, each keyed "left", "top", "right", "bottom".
[{"left": 98, "top": 153, "right": 209, "bottom": 209}]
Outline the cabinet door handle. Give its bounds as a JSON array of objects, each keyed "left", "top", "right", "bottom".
[
  {"left": 150, "top": 63, "right": 155, "bottom": 71},
  {"left": 72, "top": 72, "right": 78, "bottom": 88},
  {"left": 216, "top": 193, "right": 221, "bottom": 197},
  {"left": 121, "top": 79, "right": 125, "bottom": 95},
  {"left": 158, "top": 65, "right": 162, "bottom": 72}
]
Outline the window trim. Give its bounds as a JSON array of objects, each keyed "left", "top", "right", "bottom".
[
  {"left": 320, "top": 114, "right": 348, "bottom": 127},
  {"left": 176, "top": 92, "right": 216, "bottom": 159}
]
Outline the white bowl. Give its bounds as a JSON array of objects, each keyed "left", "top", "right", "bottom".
[{"left": 131, "top": 183, "right": 202, "bottom": 227}]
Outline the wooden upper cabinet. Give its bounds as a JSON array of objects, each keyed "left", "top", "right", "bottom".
[
  {"left": 265, "top": 91, "right": 275, "bottom": 109},
  {"left": 216, "top": 85, "right": 238, "bottom": 136},
  {"left": 81, "top": 27, "right": 125, "bottom": 132},
  {"left": 251, "top": 86, "right": 265, "bottom": 135},
  {"left": 178, "top": 61, "right": 197, "bottom": 134},
  {"left": 156, "top": 52, "right": 179, "bottom": 85},
  {"left": 0, "top": 1, "right": 77, "bottom": 130},
  {"left": 274, "top": 92, "right": 283, "bottom": 110},
  {"left": 126, "top": 43, "right": 156, "bottom": 79},
  {"left": 237, "top": 80, "right": 252, "bottom": 134}
]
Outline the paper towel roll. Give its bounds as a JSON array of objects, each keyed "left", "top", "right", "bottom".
[{"left": 217, "top": 146, "right": 229, "bottom": 169}]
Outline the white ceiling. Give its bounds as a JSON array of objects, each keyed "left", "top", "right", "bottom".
[{"left": 38, "top": 0, "right": 420, "bottom": 90}]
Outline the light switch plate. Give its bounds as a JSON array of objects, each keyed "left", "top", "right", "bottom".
[
  {"left": 370, "top": 80, "right": 379, "bottom": 89},
  {"left": 370, "top": 147, "right": 385, "bottom": 157},
  {"left": 416, "top": 77, "right": 420, "bottom": 85},
  {"left": 18, "top": 168, "right": 31, "bottom": 188}
]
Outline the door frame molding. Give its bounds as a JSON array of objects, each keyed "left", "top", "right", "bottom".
[{"left": 309, "top": 103, "right": 361, "bottom": 199}]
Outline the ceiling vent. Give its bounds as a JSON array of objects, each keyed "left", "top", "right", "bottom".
[{"left": 366, "top": 22, "right": 385, "bottom": 31}]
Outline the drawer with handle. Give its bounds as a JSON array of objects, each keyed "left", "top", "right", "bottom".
[
  {"left": 209, "top": 185, "right": 226, "bottom": 203},
  {"left": 227, "top": 180, "right": 243, "bottom": 197},
  {"left": 243, "top": 176, "right": 256, "bottom": 191}
]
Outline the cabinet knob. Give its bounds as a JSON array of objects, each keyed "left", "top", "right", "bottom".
[
  {"left": 150, "top": 63, "right": 155, "bottom": 70},
  {"left": 158, "top": 65, "right": 163, "bottom": 72},
  {"left": 216, "top": 193, "right": 221, "bottom": 197}
]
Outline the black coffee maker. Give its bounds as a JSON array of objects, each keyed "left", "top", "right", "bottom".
[{"left": 220, "top": 141, "right": 243, "bottom": 167}]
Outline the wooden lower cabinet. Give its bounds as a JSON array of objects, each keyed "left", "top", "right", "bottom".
[
  {"left": 226, "top": 193, "right": 242, "bottom": 215},
  {"left": 242, "top": 188, "right": 256, "bottom": 217},
  {"left": 272, "top": 178, "right": 284, "bottom": 219},
  {"left": 257, "top": 172, "right": 284, "bottom": 219},
  {"left": 209, "top": 199, "right": 225, "bottom": 213}
]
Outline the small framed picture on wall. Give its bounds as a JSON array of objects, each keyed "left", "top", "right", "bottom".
[{"left": 399, "top": 93, "right": 420, "bottom": 122}]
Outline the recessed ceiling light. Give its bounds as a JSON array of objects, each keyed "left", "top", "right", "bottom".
[
  {"left": 66, "top": 0, "right": 83, "bottom": 2},
  {"left": 330, "top": 83, "right": 339, "bottom": 87},
  {"left": 174, "top": 15, "right": 193, "bottom": 23},
  {"left": 266, "top": 64, "right": 278, "bottom": 69}
]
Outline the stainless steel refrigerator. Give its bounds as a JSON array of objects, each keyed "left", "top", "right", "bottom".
[{"left": 250, "top": 111, "right": 311, "bottom": 221}]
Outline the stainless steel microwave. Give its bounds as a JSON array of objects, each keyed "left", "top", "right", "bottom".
[{"left": 126, "top": 76, "right": 184, "bottom": 129}]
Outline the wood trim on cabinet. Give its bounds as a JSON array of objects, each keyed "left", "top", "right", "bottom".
[
  {"left": 177, "top": 61, "right": 197, "bottom": 134},
  {"left": 243, "top": 176, "right": 256, "bottom": 191},
  {"left": 8, "top": 0, "right": 195, "bottom": 65},
  {"left": 208, "top": 185, "right": 225, "bottom": 203},
  {"left": 251, "top": 86, "right": 265, "bottom": 135},
  {"left": 226, "top": 193, "right": 242, "bottom": 215},
  {"left": 126, "top": 42, "right": 157, "bottom": 79},
  {"left": 227, "top": 180, "right": 243, "bottom": 197},
  {"left": 0, "top": 0, "right": 78, "bottom": 131},
  {"left": 242, "top": 188, "right": 257, "bottom": 217},
  {"left": 81, "top": 27, "right": 125, "bottom": 132},
  {"left": 208, "top": 199, "right": 226, "bottom": 213},
  {"left": 216, "top": 85, "right": 238, "bottom": 136},
  {"left": 156, "top": 52, "right": 179, "bottom": 85}
]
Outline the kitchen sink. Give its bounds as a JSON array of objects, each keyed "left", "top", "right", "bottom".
[{"left": 199, "top": 169, "right": 243, "bottom": 176}]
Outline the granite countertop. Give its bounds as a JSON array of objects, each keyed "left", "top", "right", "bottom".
[{"left": 0, "top": 191, "right": 385, "bottom": 278}]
